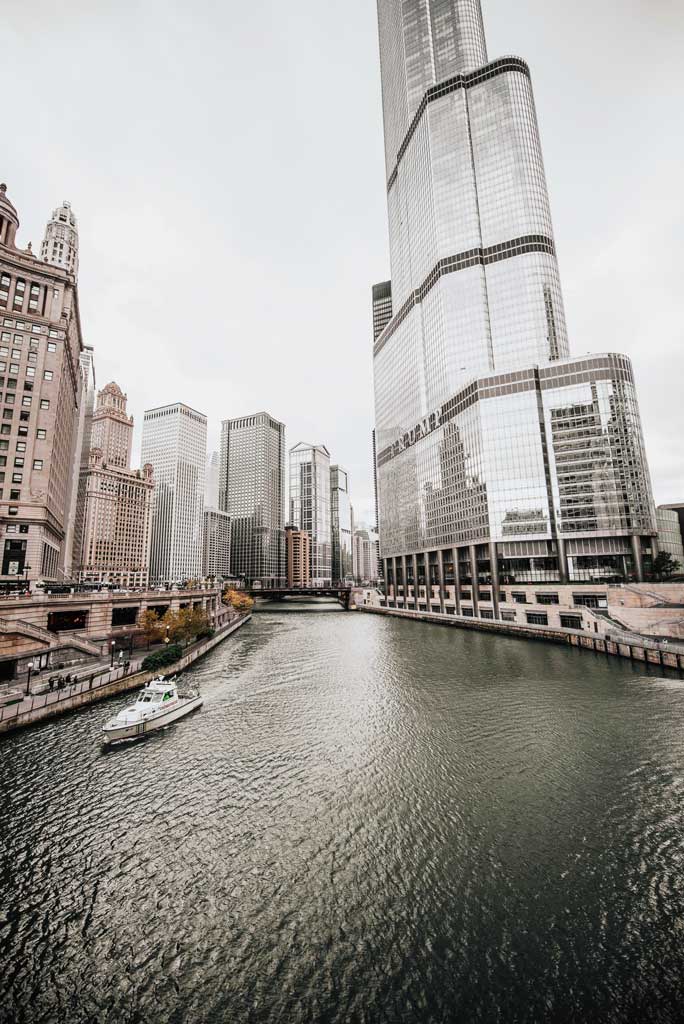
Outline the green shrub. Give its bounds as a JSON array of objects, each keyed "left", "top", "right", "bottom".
[
  {"left": 196, "top": 628, "right": 215, "bottom": 641},
  {"left": 141, "top": 644, "right": 183, "bottom": 671}
]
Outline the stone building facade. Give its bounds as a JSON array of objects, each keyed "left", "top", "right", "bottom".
[
  {"left": 0, "top": 183, "right": 86, "bottom": 585},
  {"left": 75, "top": 382, "right": 154, "bottom": 587}
]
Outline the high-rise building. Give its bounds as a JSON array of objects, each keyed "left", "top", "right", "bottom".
[
  {"left": 285, "top": 525, "right": 311, "bottom": 587},
  {"left": 205, "top": 450, "right": 220, "bottom": 508},
  {"left": 373, "top": 1, "right": 657, "bottom": 595},
  {"left": 141, "top": 402, "right": 207, "bottom": 583},
  {"left": 220, "top": 411, "right": 285, "bottom": 585},
  {"left": 0, "top": 184, "right": 86, "bottom": 584},
  {"left": 75, "top": 383, "right": 155, "bottom": 587},
  {"left": 289, "top": 443, "right": 332, "bottom": 586},
  {"left": 330, "top": 464, "right": 353, "bottom": 582},
  {"left": 203, "top": 508, "right": 232, "bottom": 580},
  {"left": 40, "top": 201, "right": 79, "bottom": 278},
  {"left": 353, "top": 526, "right": 380, "bottom": 585}
]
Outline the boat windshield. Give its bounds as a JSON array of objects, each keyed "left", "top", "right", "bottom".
[{"left": 139, "top": 692, "right": 162, "bottom": 703}]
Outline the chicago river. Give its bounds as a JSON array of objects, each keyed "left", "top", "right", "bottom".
[{"left": 2, "top": 612, "right": 684, "bottom": 1023}]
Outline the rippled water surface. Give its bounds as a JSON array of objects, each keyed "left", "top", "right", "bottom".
[{"left": 3, "top": 612, "right": 684, "bottom": 1023}]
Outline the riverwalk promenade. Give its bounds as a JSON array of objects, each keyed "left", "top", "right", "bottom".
[{"left": 0, "top": 614, "right": 251, "bottom": 736}]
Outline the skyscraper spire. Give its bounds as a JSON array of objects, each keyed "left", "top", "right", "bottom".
[{"left": 41, "top": 200, "right": 79, "bottom": 278}]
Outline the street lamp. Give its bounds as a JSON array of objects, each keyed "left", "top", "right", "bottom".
[
  {"left": 26, "top": 660, "right": 35, "bottom": 695},
  {"left": 23, "top": 563, "right": 32, "bottom": 589},
  {"left": 110, "top": 639, "right": 116, "bottom": 666},
  {"left": 164, "top": 625, "right": 170, "bottom": 646}
]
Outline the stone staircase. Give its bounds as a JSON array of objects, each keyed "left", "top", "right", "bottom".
[{"left": 0, "top": 617, "right": 102, "bottom": 658}]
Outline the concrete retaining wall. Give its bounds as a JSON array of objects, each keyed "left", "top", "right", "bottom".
[
  {"left": 361, "top": 606, "right": 684, "bottom": 674},
  {"left": 0, "top": 615, "right": 251, "bottom": 736}
]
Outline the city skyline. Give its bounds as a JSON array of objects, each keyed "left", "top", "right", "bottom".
[{"left": 2, "top": 0, "right": 682, "bottom": 525}]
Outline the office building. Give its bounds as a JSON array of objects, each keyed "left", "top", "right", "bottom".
[
  {"left": 353, "top": 526, "right": 380, "bottom": 585},
  {"left": 75, "top": 382, "right": 154, "bottom": 587},
  {"left": 203, "top": 508, "right": 232, "bottom": 579},
  {"left": 286, "top": 525, "right": 311, "bottom": 587},
  {"left": 373, "top": 1, "right": 657, "bottom": 600},
  {"left": 656, "top": 508, "right": 684, "bottom": 566},
  {"left": 330, "top": 464, "right": 353, "bottom": 582},
  {"left": 289, "top": 443, "right": 332, "bottom": 585},
  {"left": 205, "top": 450, "right": 220, "bottom": 508},
  {"left": 0, "top": 184, "right": 86, "bottom": 584},
  {"left": 141, "top": 402, "right": 206, "bottom": 582},
  {"left": 220, "top": 411, "right": 285, "bottom": 585}
]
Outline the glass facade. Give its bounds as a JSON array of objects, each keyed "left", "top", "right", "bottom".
[
  {"left": 289, "top": 443, "right": 332, "bottom": 585},
  {"left": 373, "top": 0, "right": 657, "bottom": 592},
  {"left": 220, "top": 411, "right": 285, "bottom": 585},
  {"left": 330, "top": 465, "right": 353, "bottom": 583}
]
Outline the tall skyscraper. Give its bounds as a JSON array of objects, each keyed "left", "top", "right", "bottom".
[
  {"left": 0, "top": 184, "right": 86, "bottom": 584},
  {"left": 75, "top": 383, "right": 155, "bottom": 587},
  {"left": 40, "top": 201, "right": 79, "bottom": 278},
  {"left": 373, "top": 1, "right": 656, "bottom": 594},
  {"left": 353, "top": 526, "right": 380, "bottom": 585},
  {"left": 220, "top": 411, "right": 285, "bottom": 585},
  {"left": 141, "top": 402, "right": 207, "bottom": 583},
  {"left": 330, "top": 464, "right": 353, "bottom": 582},
  {"left": 289, "top": 443, "right": 332, "bottom": 586},
  {"left": 202, "top": 508, "right": 231, "bottom": 580},
  {"left": 205, "top": 450, "right": 220, "bottom": 508}
]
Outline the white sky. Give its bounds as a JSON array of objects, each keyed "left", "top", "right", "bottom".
[{"left": 2, "top": 0, "right": 683, "bottom": 524}]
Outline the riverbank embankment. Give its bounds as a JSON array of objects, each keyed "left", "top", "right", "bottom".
[
  {"left": 359, "top": 605, "right": 684, "bottom": 673},
  {"left": 0, "top": 614, "right": 251, "bottom": 736}
]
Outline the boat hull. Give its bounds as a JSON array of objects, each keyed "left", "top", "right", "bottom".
[{"left": 102, "top": 695, "right": 203, "bottom": 745}]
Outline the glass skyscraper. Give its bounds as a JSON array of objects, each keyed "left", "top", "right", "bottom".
[
  {"left": 289, "top": 443, "right": 332, "bottom": 586},
  {"left": 330, "top": 465, "right": 353, "bottom": 583},
  {"left": 373, "top": 0, "right": 656, "bottom": 597},
  {"left": 219, "top": 411, "right": 285, "bottom": 586}
]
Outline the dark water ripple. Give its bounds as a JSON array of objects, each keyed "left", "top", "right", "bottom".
[{"left": 2, "top": 613, "right": 684, "bottom": 1023}]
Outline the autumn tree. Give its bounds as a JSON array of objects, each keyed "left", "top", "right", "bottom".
[
  {"left": 224, "top": 589, "right": 254, "bottom": 614},
  {"left": 140, "top": 609, "right": 162, "bottom": 649}
]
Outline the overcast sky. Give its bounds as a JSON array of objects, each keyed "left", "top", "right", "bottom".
[{"left": 2, "top": 0, "right": 683, "bottom": 523}]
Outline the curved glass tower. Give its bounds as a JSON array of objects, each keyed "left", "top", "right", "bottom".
[{"left": 373, "top": 0, "right": 656, "bottom": 599}]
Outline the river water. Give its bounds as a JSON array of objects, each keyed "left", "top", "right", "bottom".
[{"left": 2, "top": 611, "right": 684, "bottom": 1023}]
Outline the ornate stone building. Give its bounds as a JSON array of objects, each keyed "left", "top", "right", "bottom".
[
  {"left": 75, "top": 383, "right": 154, "bottom": 587},
  {"left": 0, "top": 183, "right": 86, "bottom": 585}
]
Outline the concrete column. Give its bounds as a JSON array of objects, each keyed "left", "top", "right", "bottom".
[
  {"left": 394, "top": 556, "right": 401, "bottom": 605},
  {"left": 631, "top": 535, "right": 644, "bottom": 583},
  {"left": 383, "top": 558, "right": 391, "bottom": 600},
  {"left": 436, "top": 550, "right": 445, "bottom": 615},
  {"left": 556, "top": 536, "right": 569, "bottom": 584},
  {"left": 401, "top": 555, "right": 408, "bottom": 607},
  {"left": 469, "top": 545, "right": 479, "bottom": 618},
  {"left": 489, "top": 541, "right": 500, "bottom": 619},
  {"left": 453, "top": 547, "right": 461, "bottom": 616},
  {"left": 412, "top": 554, "right": 419, "bottom": 609}
]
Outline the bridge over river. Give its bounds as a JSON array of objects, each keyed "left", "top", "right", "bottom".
[{"left": 247, "top": 586, "right": 353, "bottom": 610}]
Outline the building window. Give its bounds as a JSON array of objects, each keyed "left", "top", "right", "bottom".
[
  {"left": 526, "top": 612, "right": 549, "bottom": 626},
  {"left": 12, "top": 473, "right": 22, "bottom": 483},
  {"left": 573, "top": 594, "right": 607, "bottom": 609},
  {"left": 14, "top": 457, "right": 24, "bottom": 467},
  {"left": 462, "top": 606, "right": 474, "bottom": 617},
  {"left": 511, "top": 592, "right": 528, "bottom": 604},
  {"left": 32, "top": 459, "right": 43, "bottom": 470},
  {"left": 480, "top": 608, "right": 494, "bottom": 620},
  {"left": 9, "top": 491, "right": 20, "bottom": 500},
  {"left": 36, "top": 429, "right": 46, "bottom": 439},
  {"left": 536, "top": 593, "right": 559, "bottom": 605},
  {"left": 560, "top": 615, "right": 583, "bottom": 630},
  {"left": 2, "top": 410, "right": 12, "bottom": 420},
  {"left": 21, "top": 396, "right": 31, "bottom": 407},
  {"left": 43, "top": 370, "right": 53, "bottom": 381},
  {"left": 501, "top": 610, "right": 516, "bottom": 622},
  {"left": 47, "top": 342, "right": 57, "bottom": 352},
  {"left": 8, "top": 506, "right": 18, "bottom": 515},
  {"left": 26, "top": 367, "right": 35, "bottom": 378},
  {"left": 40, "top": 399, "right": 49, "bottom": 410}
]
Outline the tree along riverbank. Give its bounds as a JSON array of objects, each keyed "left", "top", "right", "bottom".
[{"left": 0, "top": 615, "right": 252, "bottom": 736}]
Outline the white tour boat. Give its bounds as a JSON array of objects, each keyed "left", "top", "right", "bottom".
[{"left": 101, "top": 676, "right": 203, "bottom": 745}]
